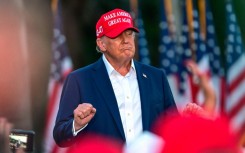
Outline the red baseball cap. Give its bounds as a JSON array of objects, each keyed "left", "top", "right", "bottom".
[{"left": 96, "top": 8, "right": 139, "bottom": 38}]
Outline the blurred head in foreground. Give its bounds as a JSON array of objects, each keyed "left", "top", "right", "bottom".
[
  {"left": 153, "top": 114, "right": 241, "bottom": 153},
  {"left": 67, "top": 133, "right": 123, "bottom": 153}
]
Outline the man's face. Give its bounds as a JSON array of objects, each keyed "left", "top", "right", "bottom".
[{"left": 102, "top": 29, "right": 136, "bottom": 63}]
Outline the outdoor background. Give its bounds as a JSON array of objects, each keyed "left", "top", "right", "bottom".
[{"left": 0, "top": 0, "right": 244, "bottom": 152}]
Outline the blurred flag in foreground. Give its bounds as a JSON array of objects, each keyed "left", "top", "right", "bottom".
[{"left": 43, "top": 0, "right": 72, "bottom": 153}]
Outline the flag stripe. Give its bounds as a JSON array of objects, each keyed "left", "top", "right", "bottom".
[
  {"left": 224, "top": 0, "right": 245, "bottom": 137},
  {"left": 230, "top": 105, "right": 245, "bottom": 132},
  {"left": 228, "top": 67, "right": 245, "bottom": 92},
  {"left": 227, "top": 54, "right": 245, "bottom": 84},
  {"left": 227, "top": 94, "right": 245, "bottom": 118},
  {"left": 46, "top": 81, "right": 60, "bottom": 125},
  {"left": 44, "top": 0, "right": 73, "bottom": 152},
  {"left": 220, "top": 77, "right": 227, "bottom": 114},
  {"left": 226, "top": 73, "right": 245, "bottom": 111},
  {"left": 44, "top": 83, "right": 63, "bottom": 153}
]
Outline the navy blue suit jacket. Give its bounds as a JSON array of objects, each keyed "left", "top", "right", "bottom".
[{"left": 53, "top": 57, "right": 177, "bottom": 147}]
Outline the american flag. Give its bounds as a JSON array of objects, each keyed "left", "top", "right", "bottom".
[
  {"left": 159, "top": 0, "right": 179, "bottom": 74},
  {"left": 187, "top": 0, "right": 210, "bottom": 107},
  {"left": 159, "top": 0, "right": 192, "bottom": 111},
  {"left": 205, "top": 0, "right": 225, "bottom": 116},
  {"left": 155, "top": 0, "right": 245, "bottom": 137},
  {"left": 224, "top": 0, "right": 245, "bottom": 136},
  {"left": 43, "top": 0, "right": 72, "bottom": 153},
  {"left": 136, "top": 9, "right": 151, "bottom": 65},
  {"left": 158, "top": 0, "right": 224, "bottom": 115}
]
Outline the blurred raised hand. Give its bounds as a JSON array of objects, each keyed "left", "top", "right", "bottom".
[{"left": 182, "top": 60, "right": 217, "bottom": 118}]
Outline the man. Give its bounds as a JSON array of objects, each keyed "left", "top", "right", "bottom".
[{"left": 53, "top": 8, "right": 200, "bottom": 147}]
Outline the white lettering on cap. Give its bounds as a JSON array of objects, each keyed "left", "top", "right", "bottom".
[
  {"left": 122, "top": 18, "right": 131, "bottom": 23},
  {"left": 116, "top": 11, "right": 131, "bottom": 18},
  {"left": 108, "top": 18, "right": 122, "bottom": 26},
  {"left": 104, "top": 13, "right": 116, "bottom": 21},
  {"left": 103, "top": 11, "right": 131, "bottom": 22}
]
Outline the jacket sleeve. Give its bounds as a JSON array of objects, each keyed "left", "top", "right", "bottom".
[
  {"left": 161, "top": 70, "right": 178, "bottom": 115},
  {"left": 53, "top": 73, "right": 81, "bottom": 147}
]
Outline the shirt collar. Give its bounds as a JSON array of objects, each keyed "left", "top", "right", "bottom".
[{"left": 102, "top": 54, "right": 135, "bottom": 75}]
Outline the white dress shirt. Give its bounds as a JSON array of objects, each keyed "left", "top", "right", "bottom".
[
  {"left": 102, "top": 55, "right": 143, "bottom": 143},
  {"left": 73, "top": 55, "right": 143, "bottom": 143}
]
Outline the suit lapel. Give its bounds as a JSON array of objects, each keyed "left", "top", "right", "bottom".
[
  {"left": 135, "top": 62, "right": 151, "bottom": 131},
  {"left": 91, "top": 58, "right": 125, "bottom": 139}
]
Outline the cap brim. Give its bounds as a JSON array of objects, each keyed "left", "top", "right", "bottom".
[{"left": 105, "top": 26, "right": 139, "bottom": 38}]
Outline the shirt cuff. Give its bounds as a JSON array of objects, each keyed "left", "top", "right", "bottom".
[{"left": 72, "top": 120, "right": 88, "bottom": 136}]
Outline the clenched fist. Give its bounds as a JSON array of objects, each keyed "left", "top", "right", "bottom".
[{"left": 73, "top": 103, "right": 96, "bottom": 131}]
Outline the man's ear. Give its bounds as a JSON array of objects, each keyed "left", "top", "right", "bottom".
[{"left": 96, "top": 38, "right": 106, "bottom": 52}]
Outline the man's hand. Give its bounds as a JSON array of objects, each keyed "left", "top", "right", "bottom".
[
  {"left": 73, "top": 103, "right": 96, "bottom": 131},
  {"left": 185, "top": 60, "right": 217, "bottom": 117},
  {"left": 182, "top": 103, "right": 212, "bottom": 119}
]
